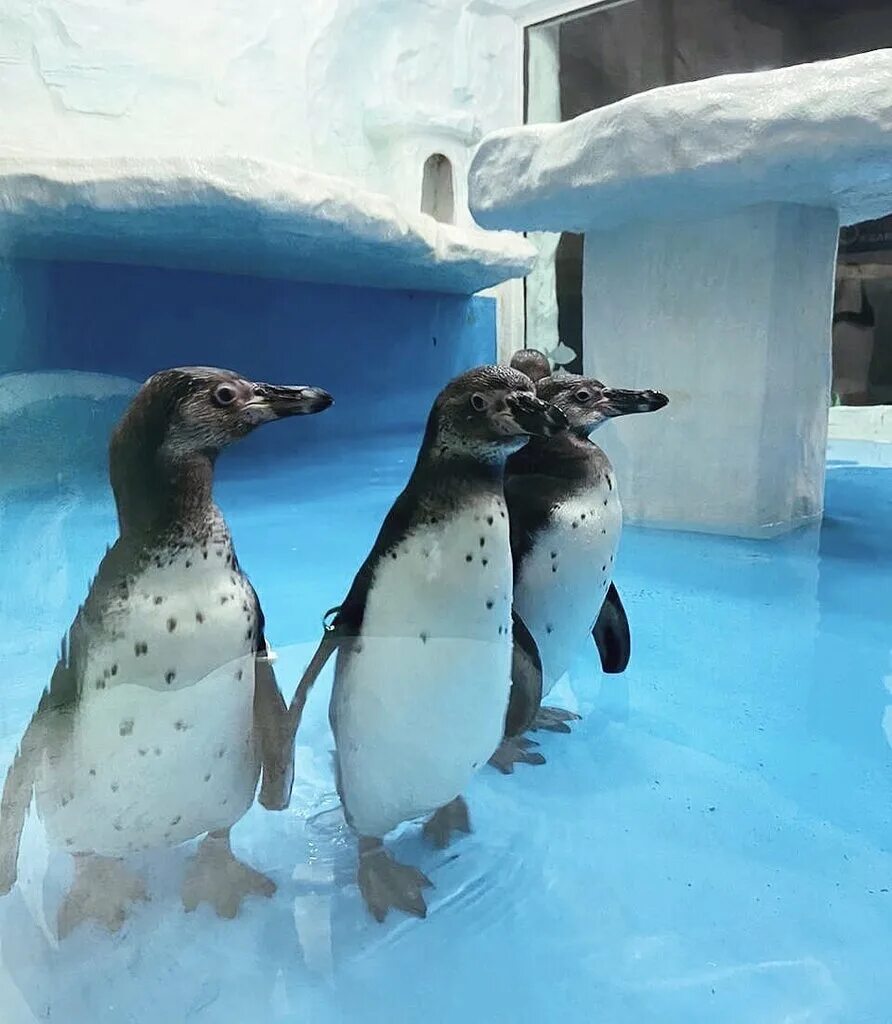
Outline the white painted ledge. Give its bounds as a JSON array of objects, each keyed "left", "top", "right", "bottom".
[
  {"left": 0, "top": 157, "right": 535, "bottom": 295},
  {"left": 828, "top": 405, "right": 892, "bottom": 443},
  {"left": 469, "top": 49, "right": 892, "bottom": 233}
]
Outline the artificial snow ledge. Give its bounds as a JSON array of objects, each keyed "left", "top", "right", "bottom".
[
  {"left": 0, "top": 157, "right": 535, "bottom": 295},
  {"left": 469, "top": 49, "right": 892, "bottom": 233}
]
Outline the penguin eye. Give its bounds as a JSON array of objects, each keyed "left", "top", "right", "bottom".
[
  {"left": 470, "top": 393, "right": 488, "bottom": 413},
  {"left": 574, "top": 389, "right": 592, "bottom": 403},
  {"left": 212, "top": 383, "right": 239, "bottom": 407}
]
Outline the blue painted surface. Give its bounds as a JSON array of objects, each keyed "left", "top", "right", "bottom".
[
  {"left": 16, "top": 260, "right": 496, "bottom": 448},
  {"left": 0, "top": 270, "right": 890, "bottom": 1022}
]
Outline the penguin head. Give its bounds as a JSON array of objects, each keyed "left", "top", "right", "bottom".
[
  {"left": 509, "top": 348, "right": 551, "bottom": 384},
  {"left": 114, "top": 366, "right": 333, "bottom": 462},
  {"left": 425, "top": 365, "right": 567, "bottom": 458},
  {"left": 537, "top": 373, "right": 668, "bottom": 436}
]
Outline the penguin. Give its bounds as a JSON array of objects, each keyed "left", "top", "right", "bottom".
[
  {"left": 321, "top": 366, "right": 565, "bottom": 922},
  {"left": 0, "top": 366, "right": 332, "bottom": 936},
  {"left": 490, "top": 357, "right": 668, "bottom": 772},
  {"left": 509, "top": 348, "right": 551, "bottom": 384}
]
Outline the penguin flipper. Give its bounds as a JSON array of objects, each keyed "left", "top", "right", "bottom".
[
  {"left": 504, "top": 609, "right": 544, "bottom": 739},
  {"left": 592, "top": 583, "right": 631, "bottom": 674},
  {"left": 0, "top": 634, "right": 81, "bottom": 896},
  {"left": 253, "top": 643, "right": 296, "bottom": 812}
]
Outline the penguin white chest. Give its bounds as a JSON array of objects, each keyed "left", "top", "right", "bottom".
[
  {"left": 36, "top": 546, "right": 261, "bottom": 857},
  {"left": 514, "top": 482, "right": 622, "bottom": 692},
  {"left": 332, "top": 496, "right": 513, "bottom": 838}
]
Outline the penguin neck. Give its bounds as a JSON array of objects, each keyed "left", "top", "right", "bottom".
[
  {"left": 111, "top": 443, "right": 218, "bottom": 542},
  {"left": 414, "top": 437, "right": 507, "bottom": 492},
  {"left": 508, "top": 430, "right": 598, "bottom": 479}
]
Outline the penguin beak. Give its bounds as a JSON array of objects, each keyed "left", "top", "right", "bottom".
[
  {"left": 506, "top": 392, "right": 568, "bottom": 437},
  {"left": 597, "top": 387, "right": 668, "bottom": 418},
  {"left": 248, "top": 383, "right": 334, "bottom": 419}
]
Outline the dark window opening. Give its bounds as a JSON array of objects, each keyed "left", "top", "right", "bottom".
[{"left": 421, "top": 153, "right": 455, "bottom": 225}]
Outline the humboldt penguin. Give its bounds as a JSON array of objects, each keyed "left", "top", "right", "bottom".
[
  {"left": 0, "top": 366, "right": 332, "bottom": 935},
  {"left": 490, "top": 357, "right": 668, "bottom": 772},
  {"left": 323, "top": 366, "right": 565, "bottom": 921}
]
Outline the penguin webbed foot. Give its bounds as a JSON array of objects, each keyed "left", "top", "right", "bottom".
[
  {"left": 422, "top": 796, "right": 471, "bottom": 850},
  {"left": 58, "top": 855, "right": 148, "bottom": 939},
  {"left": 182, "top": 829, "right": 276, "bottom": 919},
  {"left": 531, "top": 705, "right": 581, "bottom": 733},
  {"left": 488, "top": 736, "right": 546, "bottom": 775},
  {"left": 357, "top": 837, "right": 432, "bottom": 923}
]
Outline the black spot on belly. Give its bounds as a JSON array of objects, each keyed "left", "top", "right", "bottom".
[
  {"left": 552, "top": 565, "right": 557, "bottom": 574},
  {"left": 154, "top": 747, "right": 162, "bottom": 756},
  {"left": 196, "top": 612, "right": 204, "bottom": 624},
  {"left": 220, "top": 596, "right": 228, "bottom": 605},
  {"left": 96, "top": 679, "right": 106, "bottom": 690},
  {"left": 110, "top": 782, "right": 119, "bottom": 793},
  {"left": 216, "top": 550, "right": 224, "bottom": 558},
  {"left": 551, "top": 551, "right": 557, "bottom": 559},
  {"left": 139, "top": 748, "right": 147, "bottom": 757},
  {"left": 167, "top": 618, "right": 177, "bottom": 633},
  {"left": 111, "top": 664, "right": 118, "bottom": 676},
  {"left": 236, "top": 669, "right": 243, "bottom": 681},
  {"left": 88, "top": 768, "right": 96, "bottom": 776},
  {"left": 607, "top": 476, "right": 613, "bottom": 491},
  {"left": 602, "top": 565, "right": 606, "bottom": 572},
  {"left": 420, "top": 632, "right": 428, "bottom": 644},
  {"left": 165, "top": 671, "right": 176, "bottom": 685},
  {"left": 174, "top": 720, "right": 189, "bottom": 731},
  {"left": 245, "top": 628, "right": 252, "bottom": 640},
  {"left": 391, "top": 551, "right": 398, "bottom": 560},
  {"left": 204, "top": 773, "right": 211, "bottom": 782},
  {"left": 487, "top": 515, "right": 494, "bottom": 525},
  {"left": 170, "top": 815, "right": 181, "bottom": 827},
  {"left": 486, "top": 600, "right": 493, "bottom": 610},
  {"left": 499, "top": 511, "right": 505, "bottom": 519},
  {"left": 153, "top": 596, "right": 163, "bottom": 606},
  {"left": 610, "top": 555, "right": 614, "bottom": 562},
  {"left": 602, "top": 528, "right": 606, "bottom": 536},
  {"left": 581, "top": 513, "right": 587, "bottom": 520},
  {"left": 603, "top": 499, "right": 608, "bottom": 507},
  {"left": 546, "top": 625, "right": 553, "bottom": 634},
  {"left": 113, "top": 821, "right": 123, "bottom": 832},
  {"left": 572, "top": 521, "right": 578, "bottom": 529},
  {"left": 465, "top": 554, "right": 473, "bottom": 562},
  {"left": 216, "top": 747, "right": 226, "bottom": 759},
  {"left": 202, "top": 549, "right": 208, "bottom": 560},
  {"left": 119, "top": 719, "right": 134, "bottom": 737},
  {"left": 482, "top": 558, "right": 488, "bottom": 567},
  {"left": 185, "top": 560, "right": 192, "bottom": 569},
  {"left": 479, "top": 537, "right": 485, "bottom": 547},
  {"left": 135, "top": 642, "right": 148, "bottom": 656},
  {"left": 66, "top": 838, "right": 74, "bottom": 847}
]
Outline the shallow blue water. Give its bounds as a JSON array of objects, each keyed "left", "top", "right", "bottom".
[{"left": 0, "top": 431, "right": 889, "bottom": 1023}]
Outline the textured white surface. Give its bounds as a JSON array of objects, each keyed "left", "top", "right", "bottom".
[
  {"left": 587, "top": 204, "right": 839, "bottom": 538},
  {"left": 0, "top": 157, "right": 534, "bottom": 294},
  {"left": 469, "top": 50, "right": 892, "bottom": 232},
  {"left": 828, "top": 405, "right": 892, "bottom": 443}
]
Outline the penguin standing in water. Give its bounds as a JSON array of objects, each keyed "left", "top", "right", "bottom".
[
  {"left": 491, "top": 352, "right": 668, "bottom": 772},
  {"left": 0, "top": 367, "right": 332, "bottom": 936},
  {"left": 316, "top": 367, "right": 564, "bottom": 922}
]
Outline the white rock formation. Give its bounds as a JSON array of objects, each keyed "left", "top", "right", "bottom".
[
  {"left": 0, "top": 156, "right": 534, "bottom": 295},
  {"left": 469, "top": 50, "right": 892, "bottom": 537}
]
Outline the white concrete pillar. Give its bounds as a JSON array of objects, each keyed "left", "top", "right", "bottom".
[{"left": 586, "top": 202, "right": 839, "bottom": 537}]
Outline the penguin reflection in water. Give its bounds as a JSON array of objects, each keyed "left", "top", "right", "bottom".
[
  {"left": 302, "top": 367, "right": 565, "bottom": 922},
  {"left": 0, "top": 367, "right": 332, "bottom": 936},
  {"left": 491, "top": 349, "right": 668, "bottom": 772}
]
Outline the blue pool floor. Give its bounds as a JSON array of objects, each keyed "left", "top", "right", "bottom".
[{"left": 0, "top": 436, "right": 890, "bottom": 1023}]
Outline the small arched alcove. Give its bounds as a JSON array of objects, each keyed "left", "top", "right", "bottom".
[{"left": 420, "top": 153, "right": 455, "bottom": 224}]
